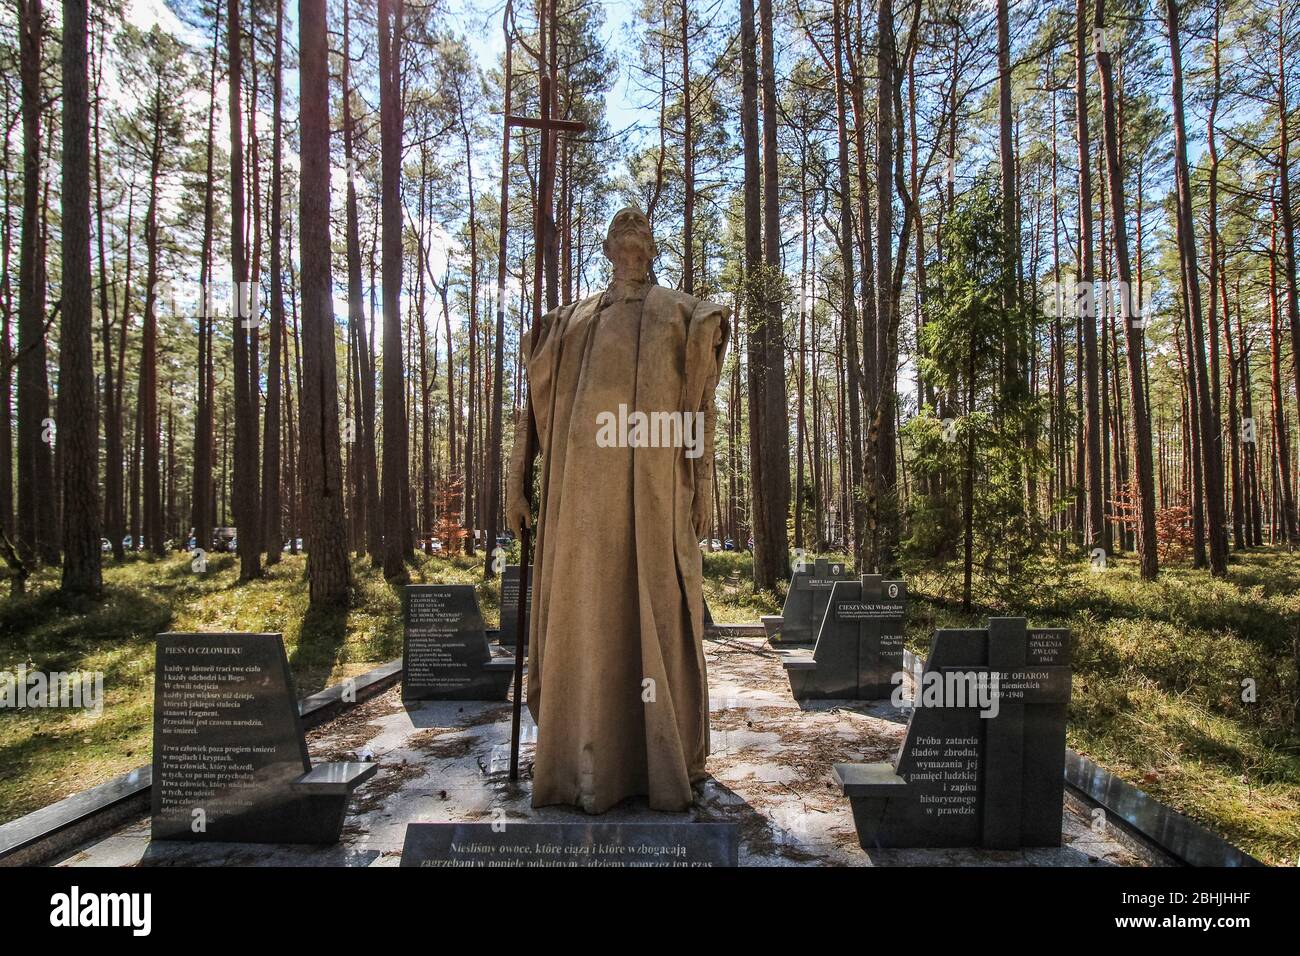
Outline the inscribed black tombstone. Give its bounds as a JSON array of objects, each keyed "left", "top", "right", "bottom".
[
  {"left": 833, "top": 618, "right": 1071, "bottom": 849},
  {"left": 761, "top": 557, "right": 847, "bottom": 645},
  {"left": 782, "top": 574, "right": 906, "bottom": 699},
  {"left": 403, "top": 584, "right": 514, "bottom": 701},
  {"left": 151, "top": 632, "right": 375, "bottom": 843},
  {"left": 401, "top": 822, "right": 739, "bottom": 867},
  {"left": 496, "top": 565, "right": 532, "bottom": 647}
]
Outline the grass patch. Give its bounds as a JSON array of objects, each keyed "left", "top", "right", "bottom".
[{"left": 702, "top": 551, "right": 782, "bottom": 622}]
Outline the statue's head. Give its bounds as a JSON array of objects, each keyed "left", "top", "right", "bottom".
[{"left": 602, "top": 207, "right": 657, "bottom": 275}]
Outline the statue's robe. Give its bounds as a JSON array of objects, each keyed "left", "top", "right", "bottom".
[{"left": 507, "top": 278, "right": 729, "bottom": 813}]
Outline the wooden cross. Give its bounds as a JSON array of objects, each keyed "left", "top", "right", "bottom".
[{"left": 506, "top": 114, "right": 586, "bottom": 134}]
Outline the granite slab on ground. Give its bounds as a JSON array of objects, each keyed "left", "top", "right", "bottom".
[{"left": 52, "top": 636, "right": 1167, "bottom": 867}]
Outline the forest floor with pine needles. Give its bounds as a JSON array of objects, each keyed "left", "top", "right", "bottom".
[{"left": 1, "top": 546, "right": 1297, "bottom": 864}]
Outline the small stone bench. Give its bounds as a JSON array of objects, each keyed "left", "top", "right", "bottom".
[
  {"left": 292, "top": 761, "right": 378, "bottom": 796},
  {"left": 287, "top": 761, "right": 379, "bottom": 843}
]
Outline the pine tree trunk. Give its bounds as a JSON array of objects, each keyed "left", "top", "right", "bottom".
[
  {"left": 379, "top": 0, "right": 410, "bottom": 580},
  {"left": 0, "top": 55, "right": 13, "bottom": 545},
  {"left": 58, "top": 0, "right": 101, "bottom": 597},
  {"left": 486, "top": 25, "right": 513, "bottom": 578},
  {"left": 16, "top": 0, "right": 56, "bottom": 566},
  {"left": 141, "top": 88, "right": 163, "bottom": 558},
  {"left": 461, "top": 95, "right": 478, "bottom": 557},
  {"left": 191, "top": 8, "right": 220, "bottom": 562},
  {"left": 680, "top": 0, "right": 694, "bottom": 294},
  {"left": 262, "top": 0, "right": 284, "bottom": 564},
  {"left": 828, "top": 0, "right": 864, "bottom": 568},
  {"left": 229, "top": 0, "right": 261, "bottom": 581},
  {"left": 91, "top": 11, "right": 123, "bottom": 562},
  {"left": 872, "top": 0, "right": 897, "bottom": 571},
  {"left": 297, "top": 0, "right": 350, "bottom": 605},
  {"left": 1275, "top": 3, "right": 1300, "bottom": 529},
  {"left": 340, "top": 0, "right": 381, "bottom": 566},
  {"left": 758, "top": 0, "right": 789, "bottom": 584},
  {"left": 1164, "top": 0, "right": 1228, "bottom": 574},
  {"left": 1268, "top": 203, "right": 1297, "bottom": 539},
  {"left": 997, "top": 0, "right": 1025, "bottom": 533},
  {"left": 1094, "top": 0, "right": 1157, "bottom": 579},
  {"left": 1075, "top": 0, "right": 1104, "bottom": 553},
  {"left": 739, "top": 0, "right": 770, "bottom": 584}
]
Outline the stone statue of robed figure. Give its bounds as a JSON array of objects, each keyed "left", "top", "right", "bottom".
[{"left": 506, "top": 207, "right": 730, "bottom": 814}]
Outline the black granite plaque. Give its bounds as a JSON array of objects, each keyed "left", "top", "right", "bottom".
[
  {"left": 497, "top": 565, "right": 533, "bottom": 647},
  {"left": 403, "top": 584, "right": 513, "bottom": 701},
  {"left": 151, "top": 632, "right": 375, "bottom": 843},
  {"left": 400, "top": 822, "right": 739, "bottom": 867},
  {"left": 834, "top": 617, "right": 1072, "bottom": 849},
  {"left": 783, "top": 574, "right": 906, "bottom": 700},
  {"left": 767, "top": 557, "right": 847, "bottom": 644}
]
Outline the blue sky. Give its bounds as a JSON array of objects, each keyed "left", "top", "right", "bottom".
[{"left": 457, "top": 0, "right": 647, "bottom": 137}]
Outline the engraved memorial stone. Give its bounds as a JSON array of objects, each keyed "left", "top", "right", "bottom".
[
  {"left": 833, "top": 618, "right": 1071, "bottom": 849},
  {"left": 401, "top": 821, "right": 739, "bottom": 867},
  {"left": 151, "top": 632, "right": 375, "bottom": 844},
  {"left": 782, "top": 574, "right": 906, "bottom": 699},
  {"left": 761, "top": 557, "right": 847, "bottom": 645},
  {"left": 497, "top": 565, "right": 533, "bottom": 647},
  {"left": 403, "top": 584, "right": 514, "bottom": 701}
]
